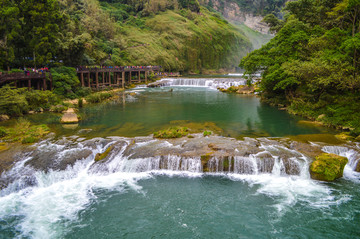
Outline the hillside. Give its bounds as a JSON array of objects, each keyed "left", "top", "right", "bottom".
[{"left": 0, "top": 0, "right": 253, "bottom": 73}]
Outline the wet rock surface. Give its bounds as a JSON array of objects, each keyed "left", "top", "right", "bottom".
[{"left": 1, "top": 134, "right": 360, "bottom": 190}]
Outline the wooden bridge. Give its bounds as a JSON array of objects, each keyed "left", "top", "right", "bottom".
[
  {"left": 0, "top": 66, "right": 162, "bottom": 91},
  {"left": 0, "top": 72, "right": 52, "bottom": 90},
  {"left": 76, "top": 66, "right": 161, "bottom": 89}
]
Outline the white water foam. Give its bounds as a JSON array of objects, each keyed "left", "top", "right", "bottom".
[
  {"left": 157, "top": 78, "right": 247, "bottom": 90},
  {"left": 1, "top": 139, "right": 358, "bottom": 238}
]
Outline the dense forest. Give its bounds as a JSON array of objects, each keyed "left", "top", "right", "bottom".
[
  {"left": 0, "top": 0, "right": 252, "bottom": 73},
  {"left": 240, "top": 0, "right": 360, "bottom": 135}
]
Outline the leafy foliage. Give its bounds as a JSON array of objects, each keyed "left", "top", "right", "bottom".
[
  {"left": 240, "top": 0, "right": 360, "bottom": 135},
  {"left": 85, "top": 92, "right": 113, "bottom": 103},
  {"left": 1, "top": 0, "right": 252, "bottom": 73}
]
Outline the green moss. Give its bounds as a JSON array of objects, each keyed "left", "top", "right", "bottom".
[
  {"left": 22, "top": 136, "right": 37, "bottom": 144},
  {"left": 203, "top": 131, "right": 212, "bottom": 137},
  {"left": 309, "top": 153, "right": 348, "bottom": 181},
  {"left": 95, "top": 145, "right": 114, "bottom": 162},
  {"left": 153, "top": 127, "right": 189, "bottom": 138},
  {"left": 200, "top": 153, "right": 213, "bottom": 172}
]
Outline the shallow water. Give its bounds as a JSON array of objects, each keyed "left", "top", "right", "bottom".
[{"left": 22, "top": 82, "right": 332, "bottom": 138}]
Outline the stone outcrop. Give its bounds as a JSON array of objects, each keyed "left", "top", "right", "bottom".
[
  {"left": 0, "top": 115, "right": 10, "bottom": 121},
  {"left": 309, "top": 153, "right": 348, "bottom": 181},
  {"left": 203, "top": 0, "right": 271, "bottom": 34},
  {"left": 60, "top": 108, "right": 79, "bottom": 124}
]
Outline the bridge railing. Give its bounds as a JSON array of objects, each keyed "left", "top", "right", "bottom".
[{"left": 76, "top": 66, "right": 162, "bottom": 72}]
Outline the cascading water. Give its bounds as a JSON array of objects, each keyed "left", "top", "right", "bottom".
[
  {"left": 157, "top": 77, "right": 247, "bottom": 89},
  {"left": 322, "top": 145, "right": 360, "bottom": 181},
  {"left": 0, "top": 136, "right": 359, "bottom": 238}
]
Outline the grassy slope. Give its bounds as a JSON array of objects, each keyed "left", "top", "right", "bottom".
[{"left": 102, "top": 7, "right": 253, "bottom": 73}]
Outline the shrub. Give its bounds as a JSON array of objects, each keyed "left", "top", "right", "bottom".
[
  {"left": 78, "top": 98, "right": 83, "bottom": 108},
  {"left": 50, "top": 66, "right": 81, "bottom": 99},
  {"left": 0, "top": 86, "right": 29, "bottom": 116},
  {"left": 25, "top": 90, "right": 60, "bottom": 111},
  {"left": 85, "top": 92, "right": 113, "bottom": 103}
]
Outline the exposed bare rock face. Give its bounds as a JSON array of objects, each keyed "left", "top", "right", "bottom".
[{"left": 203, "top": 0, "right": 271, "bottom": 34}]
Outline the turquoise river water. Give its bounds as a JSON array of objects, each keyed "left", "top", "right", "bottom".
[{"left": 0, "top": 77, "right": 359, "bottom": 238}]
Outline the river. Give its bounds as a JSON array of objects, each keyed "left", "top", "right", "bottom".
[{"left": 0, "top": 77, "right": 359, "bottom": 238}]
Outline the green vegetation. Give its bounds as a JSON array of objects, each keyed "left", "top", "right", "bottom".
[
  {"left": 240, "top": 0, "right": 360, "bottom": 136},
  {"left": 0, "top": 86, "right": 61, "bottom": 116},
  {"left": 95, "top": 145, "right": 114, "bottom": 162},
  {"left": 51, "top": 67, "right": 91, "bottom": 99},
  {"left": 1, "top": 0, "right": 252, "bottom": 73},
  {"left": 85, "top": 92, "right": 113, "bottom": 103},
  {"left": 0, "top": 119, "right": 50, "bottom": 144},
  {"left": 309, "top": 153, "right": 348, "bottom": 181},
  {"left": 153, "top": 127, "right": 189, "bottom": 138},
  {"left": 203, "top": 131, "right": 212, "bottom": 136}
]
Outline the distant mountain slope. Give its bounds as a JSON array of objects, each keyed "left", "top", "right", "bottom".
[{"left": 0, "top": 0, "right": 253, "bottom": 73}]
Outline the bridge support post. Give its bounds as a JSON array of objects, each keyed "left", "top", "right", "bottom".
[
  {"left": 122, "top": 71, "right": 125, "bottom": 88},
  {"left": 96, "top": 72, "right": 99, "bottom": 89},
  {"left": 145, "top": 71, "right": 147, "bottom": 84},
  {"left": 81, "top": 73, "right": 84, "bottom": 87},
  {"left": 108, "top": 72, "right": 111, "bottom": 86},
  {"left": 87, "top": 73, "right": 90, "bottom": 87},
  {"left": 43, "top": 78, "right": 47, "bottom": 91},
  {"left": 102, "top": 72, "right": 105, "bottom": 87},
  {"left": 138, "top": 71, "right": 141, "bottom": 82},
  {"left": 28, "top": 80, "right": 31, "bottom": 90}
]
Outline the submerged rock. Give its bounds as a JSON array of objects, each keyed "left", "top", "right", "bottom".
[{"left": 309, "top": 153, "right": 348, "bottom": 181}]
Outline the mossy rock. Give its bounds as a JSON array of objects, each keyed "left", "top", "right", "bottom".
[
  {"left": 153, "top": 127, "right": 189, "bottom": 139},
  {"left": 95, "top": 145, "right": 114, "bottom": 162},
  {"left": 335, "top": 133, "right": 354, "bottom": 141},
  {"left": 309, "top": 153, "right": 348, "bottom": 181}
]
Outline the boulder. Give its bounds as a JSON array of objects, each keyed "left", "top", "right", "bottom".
[
  {"left": 61, "top": 113, "right": 79, "bottom": 124},
  {"left": 0, "top": 115, "right": 10, "bottom": 121},
  {"left": 309, "top": 153, "right": 348, "bottom": 181}
]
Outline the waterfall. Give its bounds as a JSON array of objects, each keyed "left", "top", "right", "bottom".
[
  {"left": 159, "top": 78, "right": 247, "bottom": 89},
  {"left": 3, "top": 137, "right": 360, "bottom": 195}
]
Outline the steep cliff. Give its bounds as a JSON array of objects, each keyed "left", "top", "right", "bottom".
[{"left": 201, "top": 0, "right": 286, "bottom": 34}]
